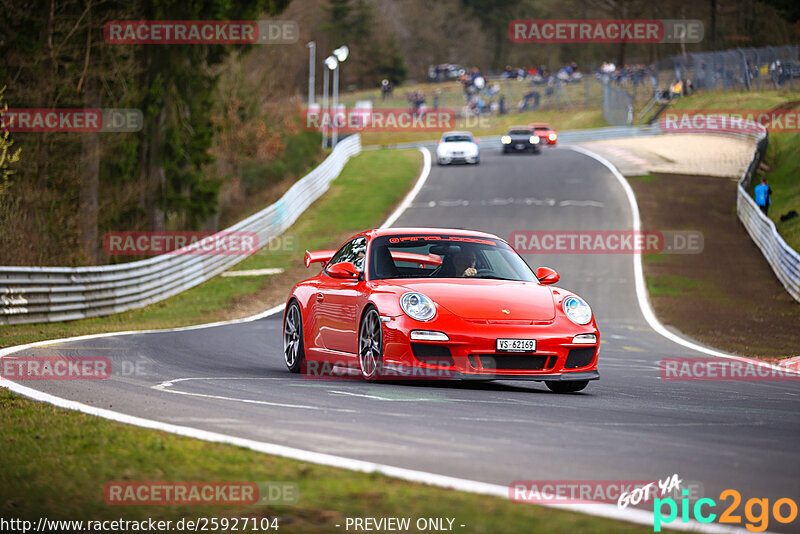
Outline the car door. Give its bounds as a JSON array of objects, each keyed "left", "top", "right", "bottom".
[{"left": 314, "top": 236, "right": 367, "bottom": 355}]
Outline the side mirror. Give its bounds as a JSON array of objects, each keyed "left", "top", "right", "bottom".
[
  {"left": 536, "top": 266, "right": 560, "bottom": 285},
  {"left": 327, "top": 261, "right": 360, "bottom": 279}
]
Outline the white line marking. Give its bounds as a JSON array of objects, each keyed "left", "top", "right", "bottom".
[
  {"left": 0, "top": 378, "right": 747, "bottom": 532},
  {"left": 152, "top": 378, "right": 358, "bottom": 413},
  {"left": 380, "top": 147, "right": 431, "bottom": 228},
  {"left": 565, "top": 145, "right": 798, "bottom": 375},
  {"left": 0, "top": 144, "right": 756, "bottom": 533}
]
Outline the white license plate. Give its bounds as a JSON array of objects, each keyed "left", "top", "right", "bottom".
[
  {"left": 496, "top": 338, "right": 536, "bottom": 352},
  {"left": 515, "top": 144, "right": 525, "bottom": 149}
]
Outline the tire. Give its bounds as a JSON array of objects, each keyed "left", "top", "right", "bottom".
[
  {"left": 545, "top": 380, "right": 589, "bottom": 393},
  {"left": 283, "top": 301, "right": 305, "bottom": 373},
  {"left": 358, "top": 306, "right": 383, "bottom": 381}
]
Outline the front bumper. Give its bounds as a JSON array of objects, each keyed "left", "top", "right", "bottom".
[
  {"left": 503, "top": 141, "right": 539, "bottom": 151},
  {"left": 438, "top": 153, "right": 478, "bottom": 164},
  {"left": 380, "top": 313, "right": 599, "bottom": 381}
]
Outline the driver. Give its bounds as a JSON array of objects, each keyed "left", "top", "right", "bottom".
[{"left": 452, "top": 248, "right": 477, "bottom": 277}]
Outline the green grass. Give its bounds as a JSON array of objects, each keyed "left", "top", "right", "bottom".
[
  {"left": 0, "top": 149, "right": 422, "bottom": 348},
  {"left": 0, "top": 389, "right": 650, "bottom": 533},
  {"left": 754, "top": 131, "right": 800, "bottom": 250},
  {"left": 668, "top": 89, "right": 800, "bottom": 251},
  {"left": 647, "top": 275, "right": 701, "bottom": 296}
]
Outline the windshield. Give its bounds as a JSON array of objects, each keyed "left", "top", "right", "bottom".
[
  {"left": 368, "top": 235, "right": 537, "bottom": 282},
  {"left": 442, "top": 135, "right": 473, "bottom": 143},
  {"left": 508, "top": 129, "right": 531, "bottom": 136}
]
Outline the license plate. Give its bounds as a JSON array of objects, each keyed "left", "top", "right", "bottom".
[
  {"left": 515, "top": 144, "right": 524, "bottom": 149},
  {"left": 496, "top": 338, "right": 536, "bottom": 352}
]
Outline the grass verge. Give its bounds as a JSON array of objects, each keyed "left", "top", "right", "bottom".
[
  {"left": 0, "top": 388, "right": 651, "bottom": 533},
  {"left": 670, "top": 89, "right": 800, "bottom": 251},
  {"left": 0, "top": 149, "right": 422, "bottom": 348}
]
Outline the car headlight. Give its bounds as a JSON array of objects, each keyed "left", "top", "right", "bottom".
[
  {"left": 501, "top": 135, "right": 511, "bottom": 144},
  {"left": 562, "top": 296, "right": 592, "bottom": 325},
  {"left": 400, "top": 292, "right": 436, "bottom": 322},
  {"left": 529, "top": 135, "right": 540, "bottom": 144},
  {"left": 549, "top": 133, "right": 557, "bottom": 141}
]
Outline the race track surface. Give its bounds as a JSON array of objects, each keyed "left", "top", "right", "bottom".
[{"left": 9, "top": 148, "right": 800, "bottom": 528}]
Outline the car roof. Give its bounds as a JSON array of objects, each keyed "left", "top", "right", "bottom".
[
  {"left": 507, "top": 126, "right": 532, "bottom": 131},
  {"left": 531, "top": 123, "right": 553, "bottom": 129},
  {"left": 350, "top": 227, "right": 505, "bottom": 242},
  {"left": 441, "top": 131, "right": 474, "bottom": 137}
]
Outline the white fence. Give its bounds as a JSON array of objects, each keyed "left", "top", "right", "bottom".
[
  {"left": 0, "top": 135, "right": 362, "bottom": 325},
  {"left": 735, "top": 131, "right": 800, "bottom": 302}
]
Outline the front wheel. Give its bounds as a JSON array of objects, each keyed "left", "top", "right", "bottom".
[
  {"left": 283, "top": 301, "right": 305, "bottom": 373},
  {"left": 545, "top": 380, "right": 588, "bottom": 393},
  {"left": 358, "top": 307, "right": 383, "bottom": 381}
]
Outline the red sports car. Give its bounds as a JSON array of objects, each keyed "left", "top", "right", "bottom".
[
  {"left": 530, "top": 123, "right": 558, "bottom": 145},
  {"left": 282, "top": 228, "right": 599, "bottom": 393}
]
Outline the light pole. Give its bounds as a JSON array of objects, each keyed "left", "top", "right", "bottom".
[
  {"left": 323, "top": 55, "right": 338, "bottom": 149},
  {"left": 307, "top": 41, "right": 315, "bottom": 106},
  {"left": 331, "top": 45, "right": 349, "bottom": 148}
]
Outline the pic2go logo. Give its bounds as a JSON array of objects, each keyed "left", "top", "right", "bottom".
[{"left": 654, "top": 489, "right": 798, "bottom": 532}]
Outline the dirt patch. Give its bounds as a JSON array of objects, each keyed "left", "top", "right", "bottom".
[
  {"left": 630, "top": 172, "right": 800, "bottom": 360},
  {"left": 585, "top": 135, "right": 754, "bottom": 178}
]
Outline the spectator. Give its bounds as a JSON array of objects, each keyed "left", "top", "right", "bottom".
[
  {"left": 519, "top": 89, "right": 540, "bottom": 111},
  {"left": 380, "top": 79, "right": 392, "bottom": 101},
  {"left": 670, "top": 79, "right": 683, "bottom": 98},
  {"left": 755, "top": 177, "right": 772, "bottom": 216}
]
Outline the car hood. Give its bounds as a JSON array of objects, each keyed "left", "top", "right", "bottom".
[
  {"left": 382, "top": 279, "right": 555, "bottom": 321},
  {"left": 439, "top": 142, "right": 477, "bottom": 153}
]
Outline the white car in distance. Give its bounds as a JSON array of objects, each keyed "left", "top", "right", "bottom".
[{"left": 436, "top": 131, "right": 480, "bottom": 165}]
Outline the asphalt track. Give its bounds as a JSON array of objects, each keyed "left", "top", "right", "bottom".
[{"left": 6, "top": 148, "right": 800, "bottom": 531}]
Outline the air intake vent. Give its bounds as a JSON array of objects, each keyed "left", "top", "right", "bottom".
[
  {"left": 565, "top": 348, "right": 595, "bottom": 369},
  {"left": 411, "top": 344, "right": 454, "bottom": 366},
  {"left": 478, "top": 354, "right": 549, "bottom": 371}
]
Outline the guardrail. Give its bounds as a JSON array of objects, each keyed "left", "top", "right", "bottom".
[
  {"left": 362, "top": 124, "right": 664, "bottom": 151},
  {"left": 735, "top": 130, "right": 800, "bottom": 302},
  {"left": 0, "top": 135, "right": 362, "bottom": 325}
]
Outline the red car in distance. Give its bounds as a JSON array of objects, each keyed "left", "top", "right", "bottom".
[
  {"left": 283, "top": 228, "right": 599, "bottom": 393},
  {"left": 530, "top": 123, "right": 558, "bottom": 145}
]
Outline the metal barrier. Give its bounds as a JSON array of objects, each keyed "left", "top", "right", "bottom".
[
  {"left": 666, "top": 45, "right": 800, "bottom": 92},
  {"left": 363, "top": 124, "right": 664, "bottom": 152},
  {"left": 602, "top": 81, "right": 634, "bottom": 126},
  {"left": 735, "top": 131, "right": 800, "bottom": 302},
  {"left": 0, "top": 135, "right": 362, "bottom": 325}
]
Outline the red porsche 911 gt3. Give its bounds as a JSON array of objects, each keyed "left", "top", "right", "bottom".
[{"left": 283, "top": 228, "right": 599, "bottom": 392}]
